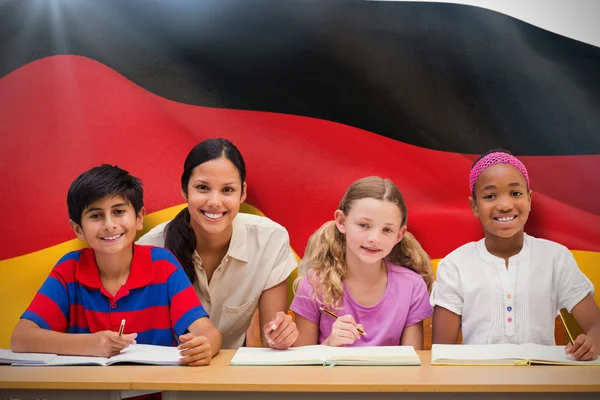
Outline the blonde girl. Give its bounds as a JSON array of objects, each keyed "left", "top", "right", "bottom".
[{"left": 291, "top": 176, "right": 433, "bottom": 348}]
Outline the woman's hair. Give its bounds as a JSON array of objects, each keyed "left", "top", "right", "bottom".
[
  {"left": 296, "top": 176, "right": 433, "bottom": 309},
  {"left": 165, "top": 138, "right": 246, "bottom": 284}
]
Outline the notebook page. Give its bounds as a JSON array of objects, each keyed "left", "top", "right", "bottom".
[
  {"left": 519, "top": 344, "right": 569, "bottom": 362},
  {"left": 107, "top": 344, "right": 182, "bottom": 365},
  {"left": 520, "top": 344, "right": 600, "bottom": 365},
  {"left": 325, "top": 345, "right": 419, "bottom": 363},
  {"left": 231, "top": 345, "right": 327, "bottom": 365},
  {"left": 431, "top": 344, "right": 522, "bottom": 362},
  {"left": 44, "top": 355, "right": 109, "bottom": 366},
  {"left": 0, "top": 348, "right": 57, "bottom": 365}
]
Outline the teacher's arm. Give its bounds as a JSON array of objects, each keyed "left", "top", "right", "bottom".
[{"left": 259, "top": 280, "right": 298, "bottom": 349}]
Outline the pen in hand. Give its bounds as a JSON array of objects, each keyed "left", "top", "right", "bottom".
[
  {"left": 118, "top": 319, "right": 126, "bottom": 336},
  {"left": 319, "top": 307, "right": 366, "bottom": 335}
]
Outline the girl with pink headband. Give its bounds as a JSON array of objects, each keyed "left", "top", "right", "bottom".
[{"left": 430, "top": 149, "right": 600, "bottom": 361}]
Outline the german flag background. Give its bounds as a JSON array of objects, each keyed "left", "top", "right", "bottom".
[{"left": 1, "top": 0, "right": 599, "bottom": 347}]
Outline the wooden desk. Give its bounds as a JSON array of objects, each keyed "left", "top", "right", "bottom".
[
  {"left": 1, "top": 350, "right": 598, "bottom": 400},
  {"left": 0, "top": 365, "right": 196, "bottom": 400},
  {"left": 134, "top": 350, "right": 600, "bottom": 400}
]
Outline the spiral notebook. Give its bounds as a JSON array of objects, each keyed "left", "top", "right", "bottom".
[{"left": 230, "top": 345, "right": 421, "bottom": 366}]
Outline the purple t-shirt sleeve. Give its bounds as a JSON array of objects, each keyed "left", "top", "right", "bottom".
[
  {"left": 405, "top": 276, "right": 433, "bottom": 326},
  {"left": 290, "top": 276, "right": 321, "bottom": 324}
]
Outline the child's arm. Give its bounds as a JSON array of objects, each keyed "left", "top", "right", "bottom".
[
  {"left": 566, "top": 294, "right": 600, "bottom": 361},
  {"left": 164, "top": 250, "right": 221, "bottom": 365},
  {"left": 178, "top": 317, "right": 222, "bottom": 366},
  {"left": 259, "top": 279, "right": 299, "bottom": 349},
  {"left": 430, "top": 258, "right": 463, "bottom": 344},
  {"left": 556, "top": 249, "right": 600, "bottom": 361},
  {"left": 403, "top": 276, "right": 432, "bottom": 348},
  {"left": 400, "top": 321, "right": 424, "bottom": 349},
  {"left": 432, "top": 306, "right": 461, "bottom": 344},
  {"left": 11, "top": 319, "right": 137, "bottom": 357}
]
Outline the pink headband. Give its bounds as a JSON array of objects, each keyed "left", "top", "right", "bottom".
[{"left": 469, "top": 152, "right": 530, "bottom": 193}]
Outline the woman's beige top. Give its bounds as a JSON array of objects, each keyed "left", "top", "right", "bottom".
[{"left": 138, "top": 213, "right": 298, "bottom": 349}]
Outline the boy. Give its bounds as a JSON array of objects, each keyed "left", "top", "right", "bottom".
[{"left": 10, "top": 164, "right": 222, "bottom": 366}]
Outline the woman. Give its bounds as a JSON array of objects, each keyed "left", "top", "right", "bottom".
[{"left": 138, "top": 138, "right": 298, "bottom": 349}]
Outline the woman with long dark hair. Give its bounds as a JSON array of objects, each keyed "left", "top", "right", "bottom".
[{"left": 138, "top": 138, "right": 298, "bottom": 349}]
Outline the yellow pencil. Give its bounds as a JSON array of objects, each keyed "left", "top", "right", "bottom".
[{"left": 319, "top": 307, "right": 366, "bottom": 335}]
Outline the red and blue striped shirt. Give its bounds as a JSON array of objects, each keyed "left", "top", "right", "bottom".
[{"left": 22, "top": 244, "right": 208, "bottom": 346}]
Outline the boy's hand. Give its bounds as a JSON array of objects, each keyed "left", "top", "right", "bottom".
[
  {"left": 324, "top": 314, "right": 364, "bottom": 347},
  {"left": 92, "top": 331, "right": 137, "bottom": 357},
  {"left": 263, "top": 311, "right": 298, "bottom": 350},
  {"left": 178, "top": 333, "right": 212, "bottom": 366},
  {"left": 565, "top": 334, "right": 598, "bottom": 361}
]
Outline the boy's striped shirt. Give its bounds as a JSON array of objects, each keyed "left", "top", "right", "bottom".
[{"left": 22, "top": 244, "right": 208, "bottom": 346}]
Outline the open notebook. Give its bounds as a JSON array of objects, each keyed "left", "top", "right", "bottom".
[
  {"left": 0, "top": 344, "right": 181, "bottom": 366},
  {"left": 230, "top": 345, "right": 421, "bottom": 366},
  {"left": 431, "top": 344, "right": 600, "bottom": 366}
]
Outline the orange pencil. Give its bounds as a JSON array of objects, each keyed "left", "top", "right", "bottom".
[{"left": 319, "top": 307, "right": 366, "bottom": 335}]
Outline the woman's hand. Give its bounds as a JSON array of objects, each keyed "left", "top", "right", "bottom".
[{"left": 263, "top": 311, "right": 298, "bottom": 350}]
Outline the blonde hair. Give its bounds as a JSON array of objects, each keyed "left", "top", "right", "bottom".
[{"left": 295, "top": 176, "right": 433, "bottom": 309}]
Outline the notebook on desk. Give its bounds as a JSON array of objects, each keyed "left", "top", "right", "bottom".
[
  {"left": 1, "top": 344, "right": 182, "bottom": 366},
  {"left": 431, "top": 344, "right": 600, "bottom": 366},
  {"left": 230, "top": 345, "right": 421, "bottom": 366}
]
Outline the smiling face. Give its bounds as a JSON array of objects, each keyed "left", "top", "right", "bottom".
[
  {"left": 70, "top": 195, "right": 144, "bottom": 256},
  {"left": 185, "top": 156, "right": 247, "bottom": 237},
  {"left": 335, "top": 197, "right": 407, "bottom": 268},
  {"left": 469, "top": 163, "right": 532, "bottom": 240}
]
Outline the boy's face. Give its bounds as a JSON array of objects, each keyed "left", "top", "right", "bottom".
[
  {"left": 70, "top": 195, "right": 145, "bottom": 256},
  {"left": 469, "top": 164, "right": 532, "bottom": 240}
]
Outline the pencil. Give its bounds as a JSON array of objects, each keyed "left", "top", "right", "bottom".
[
  {"left": 319, "top": 307, "right": 366, "bottom": 335},
  {"left": 118, "top": 319, "right": 126, "bottom": 336}
]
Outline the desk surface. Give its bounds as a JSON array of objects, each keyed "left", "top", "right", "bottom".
[
  {"left": 0, "top": 365, "right": 189, "bottom": 390},
  {"left": 1, "top": 350, "right": 599, "bottom": 393},
  {"left": 133, "top": 350, "right": 600, "bottom": 393}
]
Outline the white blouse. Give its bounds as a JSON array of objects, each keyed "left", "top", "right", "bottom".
[
  {"left": 430, "top": 234, "right": 593, "bottom": 345},
  {"left": 138, "top": 213, "right": 298, "bottom": 349}
]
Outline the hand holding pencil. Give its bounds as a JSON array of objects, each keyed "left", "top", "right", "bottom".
[
  {"left": 90, "top": 323, "right": 137, "bottom": 357},
  {"left": 566, "top": 334, "right": 599, "bottom": 361},
  {"left": 320, "top": 307, "right": 366, "bottom": 347}
]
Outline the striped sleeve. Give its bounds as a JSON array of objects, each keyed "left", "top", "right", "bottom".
[
  {"left": 21, "top": 253, "right": 77, "bottom": 332},
  {"left": 163, "top": 251, "right": 209, "bottom": 336}
]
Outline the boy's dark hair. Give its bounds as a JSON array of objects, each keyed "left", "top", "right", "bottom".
[{"left": 67, "top": 164, "right": 144, "bottom": 226}]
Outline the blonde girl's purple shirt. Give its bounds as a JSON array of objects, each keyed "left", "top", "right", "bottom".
[{"left": 290, "top": 260, "right": 432, "bottom": 346}]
